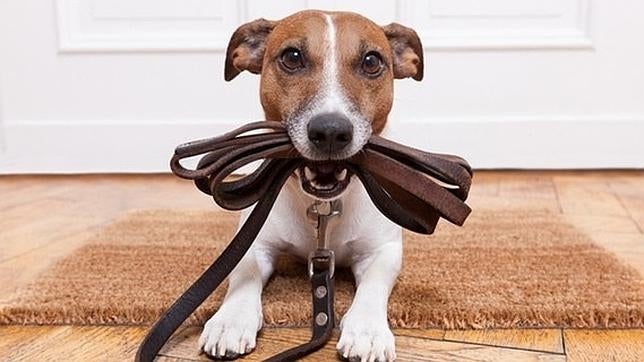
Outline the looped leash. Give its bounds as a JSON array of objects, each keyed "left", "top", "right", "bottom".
[{"left": 136, "top": 121, "right": 473, "bottom": 361}]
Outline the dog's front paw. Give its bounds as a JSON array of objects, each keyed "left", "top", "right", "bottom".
[
  {"left": 198, "top": 303, "right": 262, "bottom": 360},
  {"left": 337, "top": 310, "right": 396, "bottom": 362}
]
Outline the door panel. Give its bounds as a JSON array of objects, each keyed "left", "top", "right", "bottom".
[{"left": 0, "top": 0, "right": 642, "bottom": 172}]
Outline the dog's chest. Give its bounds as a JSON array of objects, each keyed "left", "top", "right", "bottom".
[
  {"left": 264, "top": 179, "right": 399, "bottom": 266},
  {"left": 263, "top": 210, "right": 357, "bottom": 266}
]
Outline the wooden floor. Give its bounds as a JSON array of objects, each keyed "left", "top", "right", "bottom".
[{"left": 1, "top": 171, "right": 643, "bottom": 361}]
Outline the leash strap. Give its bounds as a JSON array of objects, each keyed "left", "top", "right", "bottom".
[
  {"left": 265, "top": 200, "right": 340, "bottom": 361},
  {"left": 265, "top": 268, "right": 335, "bottom": 361},
  {"left": 136, "top": 121, "right": 473, "bottom": 361},
  {"left": 135, "top": 159, "right": 298, "bottom": 362}
]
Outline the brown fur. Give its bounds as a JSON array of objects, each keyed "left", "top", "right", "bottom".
[
  {"left": 260, "top": 11, "right": 327, "bottom": 123},
  {"left": 224, "top": 19, "right": 275, "bottom": 81},
  {"left": 382, "top": 23, "right": 424, "bottom": 81},
  {"left": 224, "top": 10, "right": 424, "bottom": 135},
  {"left": 333, "top": 13, "right": 395, "bottom": 133}
]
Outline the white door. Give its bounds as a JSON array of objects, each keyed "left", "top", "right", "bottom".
[{"left": 1, "top": 0, "right": 643, "bottom": 173}]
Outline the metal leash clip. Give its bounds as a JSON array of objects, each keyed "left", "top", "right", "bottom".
[{"left": 306, "top": 200, "right": 342, "bottom": 279}]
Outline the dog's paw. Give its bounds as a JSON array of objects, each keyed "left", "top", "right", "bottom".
[
  {"left": 198, "top": 304, "right": 262, "bottom": 360},
  {"left": 337, "top": 310, "right": 396, "bottom": 362}
]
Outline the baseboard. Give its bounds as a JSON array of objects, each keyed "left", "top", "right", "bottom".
[{"left": 1, "top": 117, "right": 643, "bottom": 173}]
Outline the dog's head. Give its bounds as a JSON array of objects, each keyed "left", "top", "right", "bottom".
[{"left": 224, "top": 10, "right": 423, "bottom": 199}]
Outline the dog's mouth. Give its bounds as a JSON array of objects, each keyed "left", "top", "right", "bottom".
[{"left": 297, "top": 161, "right": 353, "bottom": 199}]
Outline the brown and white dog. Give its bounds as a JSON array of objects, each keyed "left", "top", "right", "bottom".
[{"left": 199, "top": 10, "right": 423, "bottom": 361}]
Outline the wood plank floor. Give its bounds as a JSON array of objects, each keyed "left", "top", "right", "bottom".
[{"left": 1, "top": 171, "right": 643, "bottom": 361}]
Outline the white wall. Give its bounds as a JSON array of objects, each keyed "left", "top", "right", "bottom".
[
  {"left": 0, "top": 0, "right": 643, "bottom": 173},
  {"left": 0, "top": 71, "right": 4, "bottom": 156}
]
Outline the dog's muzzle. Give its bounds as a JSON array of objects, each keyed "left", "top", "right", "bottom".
[{"left": 298, "top": 113, "right": 356, "bottom": 199}]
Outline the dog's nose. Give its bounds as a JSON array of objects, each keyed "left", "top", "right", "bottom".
[{"left": 307, "top": 113, "right": 354, "bottom": 154}]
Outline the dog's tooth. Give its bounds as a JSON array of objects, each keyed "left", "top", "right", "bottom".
[
  {"left": 311, "top": 179, "right": 334, "bottom": 191},
  {"left": 336, "top": 169, "right": 347, "bottom": 181},
  {"left": 319, "top": 183, "right": 333, "bottom": 190},
  {"left": 304, "top": 166, "right": 315, "bottom": 180}
]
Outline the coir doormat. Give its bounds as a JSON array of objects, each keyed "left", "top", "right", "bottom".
[{"left": 1, "top": 209, "right": 642, "bottom": 329}]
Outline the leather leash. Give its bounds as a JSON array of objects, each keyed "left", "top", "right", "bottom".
[
  {"left": 263, "top": 200, "right": 341, "bottom": 361},
  {"left": 135, "top": 121, "right": 473, "bottom": 361}
]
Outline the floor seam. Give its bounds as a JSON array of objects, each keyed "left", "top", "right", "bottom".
[
  {"left": 609, "top": 182, "right": 644, "bottom": 235},
  {"left": 561, "top": 328, "right": 568, "bottom": 359},
  {"left": 404, "top": 334, "right": 567, "bottom": 355},
  {"left": 552, "top": 178, "right": 566, "bottom": 214}
]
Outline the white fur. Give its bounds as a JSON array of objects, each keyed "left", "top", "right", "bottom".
[
  {"left": 201, "top": 13, "right": 401, "bottom": 361},
  {"left": 200, "top": 180, "right": 402, "bottom": 360}
]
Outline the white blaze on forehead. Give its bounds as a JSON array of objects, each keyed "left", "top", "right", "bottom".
[{"left": 320, "top": 13, "right": 345, "bottom": 111}]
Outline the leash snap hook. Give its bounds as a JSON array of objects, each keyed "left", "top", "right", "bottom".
[{"left": 306, "top": 200, "right": 341, "bottom": 279}]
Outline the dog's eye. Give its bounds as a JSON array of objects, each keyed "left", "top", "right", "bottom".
[
  {"left": 279, "top": 47, "right": 305, "bottom": 72},
  {"left": 361, "top": 51, "right": 384, "bottom": 76}
]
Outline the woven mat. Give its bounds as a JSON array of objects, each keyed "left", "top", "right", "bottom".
[{"left": 1, "top": 209, "right": 643, "bottom": 329}]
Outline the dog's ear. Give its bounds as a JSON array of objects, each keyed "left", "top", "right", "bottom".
[
  {"left": 224, "top": 18, "right": 276, "bottom": 81},
  {"left": 382, "top": 23, "right": 424, "bottom": 81}
]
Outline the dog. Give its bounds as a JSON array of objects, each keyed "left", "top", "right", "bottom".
[{"left": 198, "top": 10, "right": 423, "bottom": 361}]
